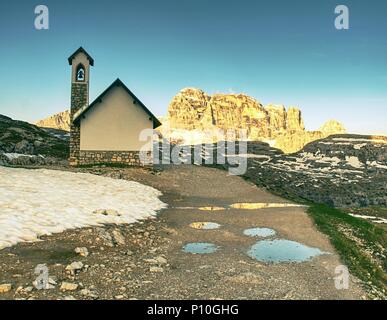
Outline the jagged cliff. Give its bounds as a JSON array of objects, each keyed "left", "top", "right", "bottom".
[
  {"left": 35, "top": 111, "right": 70, "bottom": 131},
  {"left": 167, "top": 88, "right": 305, "bottom": 137},
  {"left": 159, "top": 88, "right": 345, "bottom": 153}
]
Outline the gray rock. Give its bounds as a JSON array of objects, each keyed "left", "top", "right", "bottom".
[
  {"left": 14, "top": 140, "right": 34, "bottom": 154},
  {"left": 112, "top": 229, "right": 126, "bottom": 246},
  {"left": 75, "top": 247, "right": 89, "bottom": 257}
]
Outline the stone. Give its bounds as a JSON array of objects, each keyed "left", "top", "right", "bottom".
[
  {"left": 75, "top": 247, "right": 89, "bottom": 257},
  {"left": 65, "top": 261, "right": 84, "bottom": 275},
  {"left": 60, "top": 282, "right": 78, "bottom": 291},
  {"left": 95, "top": 228, "right": 114, "bottom": 247},
  {"left": 155, "top": 256, "right": 168, "bottom": 265},
  {"left": 24, "top": 286, "right": 34, "bottom": 293},
  {"left": 112, "top": 229, "right": 126, "bottom": 245},
  {"left": 93, "top": 209, "right": 121, "bottom": 216},
  {"left": 0, "top": 284, "right": 12, "bottom": 293},
  {"left": 80, "top": 289, "right": 98, "bottom": 299},
  {"left": 149, "top": 266, "right": 164, "bottom": 273}
]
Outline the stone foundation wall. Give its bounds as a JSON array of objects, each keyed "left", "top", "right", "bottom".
[{"left": 77, "top": 150, "right": 152, "bottom": 166}]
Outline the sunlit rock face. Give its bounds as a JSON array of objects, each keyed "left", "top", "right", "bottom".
[
  {"left": 161, "top": 88, "right": 344, "bottom": 153},
  {"left": 166, "top": 88, "right": 305, "bottom": 139},
  {"left": 320, "top": 120, "right": 346, "bottom": 136},
  {"left": 35, "top": 110, "right": 70, "bottom": 131}
]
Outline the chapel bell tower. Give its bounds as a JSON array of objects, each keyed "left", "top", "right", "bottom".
[{"left": 67, "top": 47, "right": 94, "bottom": 165}]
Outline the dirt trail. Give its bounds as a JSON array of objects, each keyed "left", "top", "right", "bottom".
[
  {"left": 0, "top": 165, "right": 365, "bottom": 299},
  {"left": 123, "top": 165, "right": 365, "bottom": 299}
]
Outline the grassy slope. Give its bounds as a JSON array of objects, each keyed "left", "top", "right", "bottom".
[{"left": 307, "top": 203, "right": 386, "bottom": 298}]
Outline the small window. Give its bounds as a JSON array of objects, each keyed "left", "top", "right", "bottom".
[{"left": 76, "top": 64, "right": 85, "bottom": 82}]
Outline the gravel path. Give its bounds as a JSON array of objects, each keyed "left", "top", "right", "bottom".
[{"left": 0, "top": 165, "right": 366, "bottom": 300}]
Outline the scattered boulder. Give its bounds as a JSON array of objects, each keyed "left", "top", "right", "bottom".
[
  {"left": 149, "top": 266, "right": 164, "bottom": 273},
  {"left": 65, "top": 261, "right": 84, "bottom": 276},
  {"left": 75, "top": 247, "right": 89, "bottom": 257},
  {"left": 60, "top": 282, "right": 78, "bottom": 291},
  {"left": 0, "top": 283, "right": 12, "bottom": 293},
  {"left": 96, "top": 228, "right": 114, "bottom": 247},
  {"left": 80, "top": 288, "right": 98, "bottom": 299},
  {"left": 112, "top": 229, "right": 126, "bottom": 246},
  {"left": 155, "top": 256, "right": 168, "bottom": 265}
]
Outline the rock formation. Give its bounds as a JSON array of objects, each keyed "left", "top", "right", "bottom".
[
  {"left": 319, "top": 120, "right": 346, "bottom": 136},
  {"left": 35, "top": 110, "right": 70, "bottom": 131},
  {"left": 159, "top": 88, "right": 345, "bottom": 153},
  {"left": 166, "top": 88, "right": 305, "bottom": 139}
]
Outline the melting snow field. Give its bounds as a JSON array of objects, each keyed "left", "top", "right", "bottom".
[{"left": 0, "top": 167, "right": 167, "bottom": 250}]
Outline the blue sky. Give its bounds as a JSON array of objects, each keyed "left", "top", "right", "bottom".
[{"left": 0, "top": 0, "right": 386, "bottom": 134}]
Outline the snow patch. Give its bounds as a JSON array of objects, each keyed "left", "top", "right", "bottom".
[
  {"left": 349, "top": 214, "right": 387, "bottom": 224},
  {"left": 0, "top": 167, "right": 167, "bottom": 250},
  {"left": 3, "top": 153, "right": 45, "bottom": 160},
  {"left": 345, "top": 156, "right": 363, "bottom": 168},
  {"left": 332, "top": 138, "right": 386, "bottom": 144}
]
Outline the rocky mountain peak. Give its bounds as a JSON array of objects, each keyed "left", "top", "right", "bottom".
[
  {"left": 320, "top": 120, "right": 346, "bottom": 136},
  {"left": 35, "top": 110, "right": 70, "bottom": 131}
]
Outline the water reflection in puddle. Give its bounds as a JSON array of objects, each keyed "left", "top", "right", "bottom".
[
  {"left": 183, "top": 242, "right": 219, "bottom": 254},
  {"left": 231, "top": 203, "right": 305, "bottom": 209},
  {"left": 175, "top": 203, "right": 306, "bottom": 211},
  {"left": 189, "top": 222, "right": 221, "bottom": 230},
  {"left": 243, "top": 227, "right": 276, "bottom": 237},
  {"left": 247, "top": 239, "right": 326, "bottom": 263},
  {"left": 198, "top": 206, "right": 225, "bottom": 211}
]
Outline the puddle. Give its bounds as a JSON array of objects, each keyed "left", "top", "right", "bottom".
[
  {"left": 247, "top": 239, "right": 326, "bottom": 263},
  {"left": 176, "top": 203, "right": 305, "bottom": 211},
  {"left": 243, "top": 227, "right": 276, "bottom": 237},
  {"left": 198, "top": 206, "right": 225, "bottom": 211},
  {"left": 231, "top": 203, "right": 305, "bottom": 209},
  {"left": 183, "top": 242, "right": 219, "bottom": 254},
  {"left": 189, "top": 222, "right": 221, "bottom": 230}
]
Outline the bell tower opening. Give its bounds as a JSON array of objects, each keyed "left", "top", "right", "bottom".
[{"left": 76, "top": 64, "right": 85, "bottom": 82}]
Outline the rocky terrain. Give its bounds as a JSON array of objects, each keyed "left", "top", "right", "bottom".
[
  {"left": 243, "top": 135, "right": 387, "bottom": 207},
  {"left": 0, "top": 166, "right": 368, "bottom": 300},
  {"left": 158, "top": 88, "right": 346, "bottom": 153},
  {"left": 35, "top": 110, "right": 70, "bottom": 132},
  {"left": 0, "top": 114, "right": 69, "bottom": 166},
  {"left": 165, "top": 134, "right": 387, "bottom": 208}
]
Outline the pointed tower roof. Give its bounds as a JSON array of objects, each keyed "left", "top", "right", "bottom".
[{"left": 68, "top": 47, "right": 94, "bottom": 66}]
